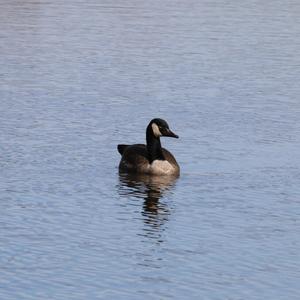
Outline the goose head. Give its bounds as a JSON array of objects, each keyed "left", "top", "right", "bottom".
[{"left": 148, "top": 118, "right": 179, "bottom": 139}]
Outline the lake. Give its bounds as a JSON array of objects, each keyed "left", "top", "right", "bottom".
[{"left": 1, "top": 0, "right": 300, "bottom": 299}]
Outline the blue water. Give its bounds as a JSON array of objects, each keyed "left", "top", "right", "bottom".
[{"left": 1, "top": 1, "right": 300, "bottom": 299}]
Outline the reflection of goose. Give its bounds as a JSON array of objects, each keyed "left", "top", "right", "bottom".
[
  {"left": 119, "top": 173, "right": 177, "bottom": 201},
  {"left": 117, "top": 118, "right": 180, "bottom": 176},
  {"left": 118, "top": 173, "right": 178, "bottom": 233}
]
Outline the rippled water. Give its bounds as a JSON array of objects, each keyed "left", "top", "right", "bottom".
[{"left": 1, "top": 1, "right": 300, "bottom": 299}]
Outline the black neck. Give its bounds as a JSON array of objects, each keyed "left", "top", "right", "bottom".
[{"left": 146, "top": 124, "right": 164, "bottom": 163}]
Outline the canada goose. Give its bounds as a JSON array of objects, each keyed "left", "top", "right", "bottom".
[{"left": 118, "top": 118, "right": 180, "bottom": 176}]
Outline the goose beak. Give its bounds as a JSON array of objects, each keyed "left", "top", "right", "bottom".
[{"left": 164, "top": 128, "right": 179, "bottom": 138}]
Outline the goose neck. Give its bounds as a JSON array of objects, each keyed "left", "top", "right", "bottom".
[{"left": 146, "top": 126, "right": 164, "bottom": 163}]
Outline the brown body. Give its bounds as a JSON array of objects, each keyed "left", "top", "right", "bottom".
[{"left": 118, "top": 144, "right": 180, "bottom": 176}]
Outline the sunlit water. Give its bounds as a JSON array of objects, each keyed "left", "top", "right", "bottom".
[{"left": 1, "top": 1, "right": 300, "bottom": 299}]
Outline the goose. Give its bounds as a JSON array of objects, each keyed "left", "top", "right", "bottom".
[{"left": 117, "top": 118, "right": 180, "bottom": 176}]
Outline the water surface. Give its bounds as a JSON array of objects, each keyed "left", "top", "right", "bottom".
[{"left": 1, "top": 0, "right": 300, "bottom": 299}]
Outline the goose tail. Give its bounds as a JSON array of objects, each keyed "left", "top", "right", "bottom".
[{"left": 117, "top": 144, "right": 129, "bottom": 155}]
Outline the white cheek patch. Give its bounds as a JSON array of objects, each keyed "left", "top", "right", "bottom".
[{"left": 152, "top": 123, "right": 162, "bottom": 137}]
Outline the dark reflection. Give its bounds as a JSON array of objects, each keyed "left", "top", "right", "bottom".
[{"left": 118, "top": 172, "right": 178, "bottom": 240}]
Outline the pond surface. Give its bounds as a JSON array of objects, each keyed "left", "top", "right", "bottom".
[{"left": 1, "top": 0, "right": 300, "bottom": 299}]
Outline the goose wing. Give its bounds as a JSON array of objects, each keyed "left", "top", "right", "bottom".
[{"left": 119, "top": 144, "right": 149, "bottom": 171}]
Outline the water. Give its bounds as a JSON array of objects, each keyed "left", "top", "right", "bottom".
[{"left": 1, "top": 0, "right": 300, "bottom": 299}]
